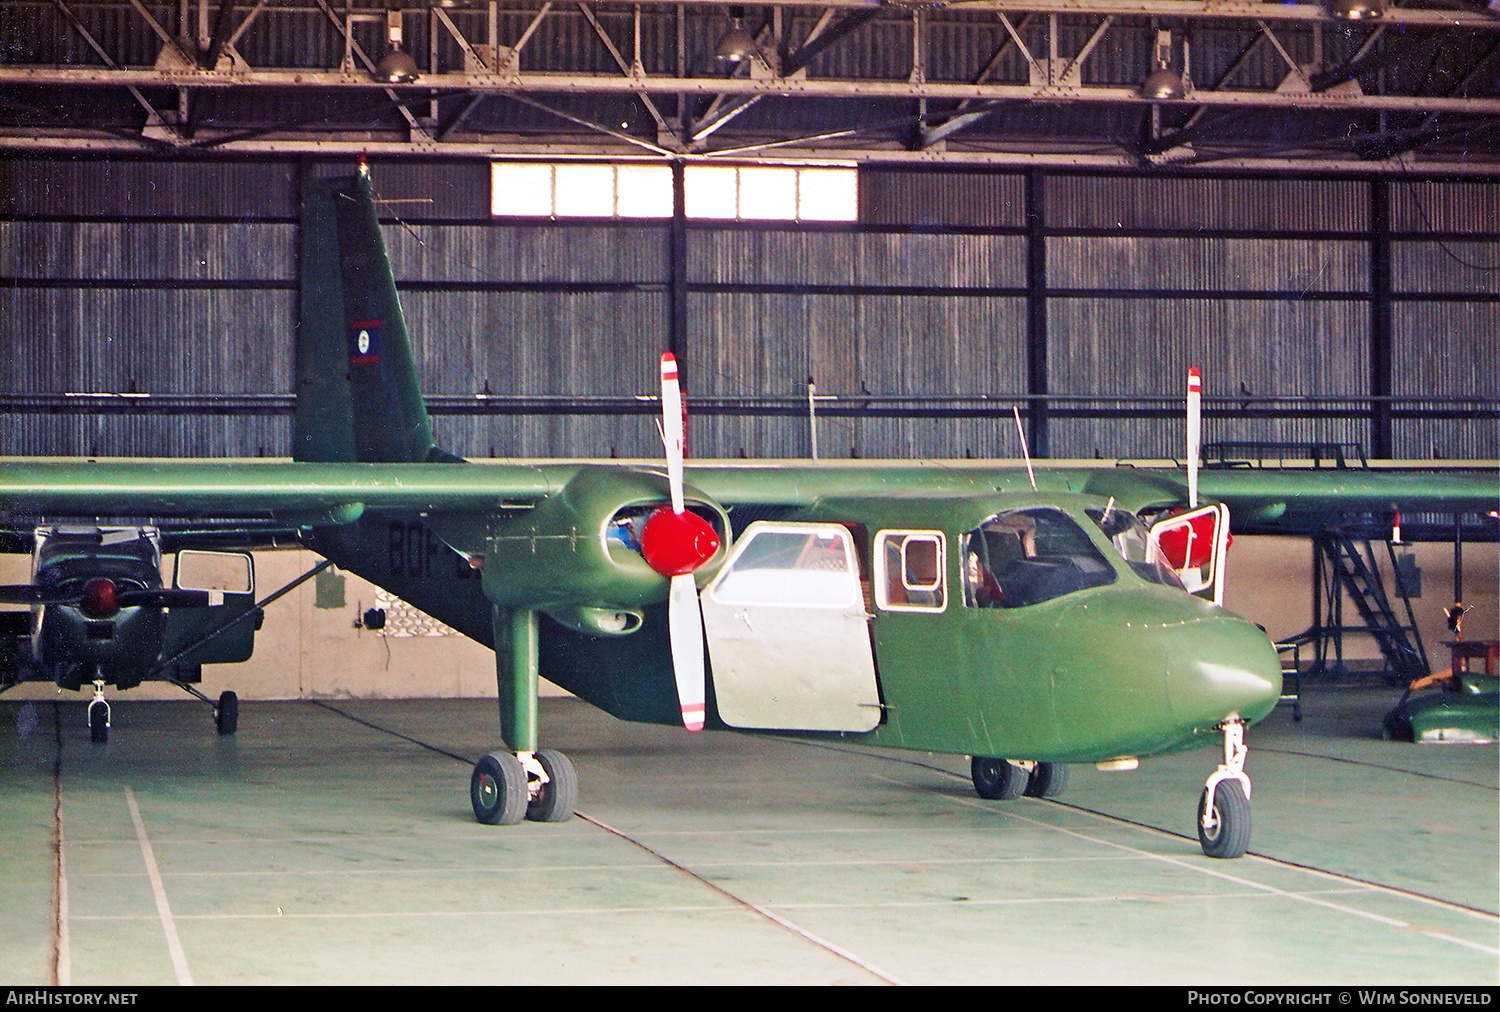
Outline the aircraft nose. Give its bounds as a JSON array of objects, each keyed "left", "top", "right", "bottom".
[{"left": 1165, "top": 614, "right": 1283, "bottom": 729}]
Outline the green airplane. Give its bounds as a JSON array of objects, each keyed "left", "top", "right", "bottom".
[
  {"left": 0, "top": 522, "right": 281, "bottom": 742},
  {"left": 2, "top": 166, "right": 1493, "bottom": 859}
]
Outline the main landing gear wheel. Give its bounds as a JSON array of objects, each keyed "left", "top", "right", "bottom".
[
  {"left": 1023, "top": 762, "right": 1069, "bottom": 799},
  {"left": 215, "top": 691, "right": 238, "bottom": 736},
  {"left": 1198, "top": 779, "right": 1251, "bottom": 860},
  {"left": 526, "top": 749, "right": 578, "bottom": 823},
  {"left": 471, "top": 751, "right": 528, "bottom": 826},
  {"left": 971, "top": 756, "right": 1027, "bottom": 800},
  {"left": 88, "top": 699, "right": 109, "bottom": 744}
]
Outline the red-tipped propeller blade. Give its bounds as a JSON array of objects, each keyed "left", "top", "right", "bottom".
[
  {"left": 117, "top": 588, "right": 219, "bottom": 609},
  {"left": 657, "top": 352, "right": 712, "bottom": 732},
  {"left": 1187, "top": 366, "right": 1201, "bottom": 508},
  {"left": 669, "top": 573, "right": 706, "bottom": 732}
]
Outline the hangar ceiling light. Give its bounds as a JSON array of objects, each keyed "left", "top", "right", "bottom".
[
  {"left": 715, "top": 20, "right": 761, "bottom": 64},
  {"left": 1139, "top": 30, "right": 1186, "bottom": 101},
  {"left": 1327, "top": 0, "right": 1387, "bottom": 20},
  {"left": 373, "top": 10, "right": 420, "bottom": 85}
]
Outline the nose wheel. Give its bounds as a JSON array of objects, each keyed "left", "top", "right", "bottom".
[
  {"left": 87, "top": 678, "right": 110, "bottom": 743},
  {"left": 215, "top": 690, "right": 238, "bottom": 735},
  {"left": 1198, "top": 720, "right": 1252, "bottom": 859}
]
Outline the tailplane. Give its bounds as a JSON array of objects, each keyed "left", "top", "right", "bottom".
[{"left": 295, "top": 166, "right": 443, "bottom": 463}]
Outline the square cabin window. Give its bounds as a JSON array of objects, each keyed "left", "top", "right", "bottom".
[{"left": 876, "top": 530, "right": 946, "bottom": 613}]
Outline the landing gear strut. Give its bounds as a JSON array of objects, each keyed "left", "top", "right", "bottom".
[
  {"left": 471, "top": 607, "right": 578, "bottom": 826},
  {"left": 1198, "top": 720, "right": 1252, "bottom": 859},
  {"left": 88, "top": 677, "right": 109, "bottom": 744}
]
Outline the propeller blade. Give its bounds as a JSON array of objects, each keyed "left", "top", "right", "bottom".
[
  {"left": 0, "top": 585, "right": 77, "bottom": 606},
  {"left": 117, "top": 588, "right": 221, "bottom": 609},
  {"left": 668, "top": 572, "right": 706, "bottom": 732},
  {"left": 1187, "top": 366, "right": 1201, "bottom": 508},
  {"left": 660, "top": 352, "right": 686, "bottom": 516}
]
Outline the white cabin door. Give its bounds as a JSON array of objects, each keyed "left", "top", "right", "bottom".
[{"left": 701, "top": 522, "right": 881, "bottom": 732}]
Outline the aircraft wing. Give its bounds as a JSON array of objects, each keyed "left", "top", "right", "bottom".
[
  {"left": 1191, "top": 465, "right": 1497, "bottom": 534},
  {"left": 0, "top": 460, "right": 567, "bottom": 524},
  {"left": 3, "top": 457, "right": 1492, "bottom": 538}
]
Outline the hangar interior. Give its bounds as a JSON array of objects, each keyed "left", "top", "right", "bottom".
[{"left": 0, "top": 0, "right": 1497, "bottom": 987}]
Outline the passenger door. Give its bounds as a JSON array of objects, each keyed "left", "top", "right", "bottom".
[{"left": 701, "top": 522, "right": 881, "bottom": 732}]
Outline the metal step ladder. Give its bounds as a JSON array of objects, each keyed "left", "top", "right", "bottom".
[{"left": 1308, "top": 528, "right": 1430, "bottom": 684}]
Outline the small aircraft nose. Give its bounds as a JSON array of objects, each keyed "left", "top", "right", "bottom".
[{"left": 1165, "top": 614, "right": 1282, "bottom": 729}]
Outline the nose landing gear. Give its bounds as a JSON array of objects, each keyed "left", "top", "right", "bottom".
[
  {"left": 88, "top": 677, "right": 110, "bottom": 744},
  {"left": 1198, "top": 719, "right": 1252, "bottom": 859}
]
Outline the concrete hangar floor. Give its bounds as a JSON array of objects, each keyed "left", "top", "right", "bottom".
[{"left": 0, "top": 684, "right": 1495, "bottom": 986}]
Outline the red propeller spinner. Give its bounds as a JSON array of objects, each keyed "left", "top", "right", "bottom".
[
  {"left": 80, "top": 578, "right": 118, "bottom": 618},
  {"left": 640, "top": 507, "right": 719, "bottom": 578}
]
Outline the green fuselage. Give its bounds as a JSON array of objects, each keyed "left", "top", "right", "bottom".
[{"left": 300, "top": 478, "right": 1282, "bottom": 767}]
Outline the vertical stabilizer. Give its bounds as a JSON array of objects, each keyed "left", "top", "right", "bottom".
[{"left": 295, "top": 168, "right": 437, "bottom": 463}]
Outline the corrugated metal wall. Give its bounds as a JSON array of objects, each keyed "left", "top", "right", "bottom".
[{"left": 0, "top": 159, "right": 1493, "bottom": 462}]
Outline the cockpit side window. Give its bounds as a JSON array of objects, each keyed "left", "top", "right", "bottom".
[
  {"left": 1085, "top": 505, "right": 1186, "bottom": 591},
  {"left": 962, "top": 508, "right": 1116, "bottom": 608}
]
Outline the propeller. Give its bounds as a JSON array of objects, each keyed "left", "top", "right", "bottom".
[
  {"left": 0, "top": 579, "right": 218, "bottom": 616},
  {"left": 638, "top": 352, "right": 719, "bottom": 732}
]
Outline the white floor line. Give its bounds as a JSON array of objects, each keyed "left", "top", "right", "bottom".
[{"left": 123, "top": 787, "right": 193, "bottom": 986}]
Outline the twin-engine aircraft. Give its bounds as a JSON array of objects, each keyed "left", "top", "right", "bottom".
[{"left": 2, "top": 167, "right": 1494, "bottom": 858}]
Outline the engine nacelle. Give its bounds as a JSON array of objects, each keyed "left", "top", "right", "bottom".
[{"left": 481, "top": 465, "right": 727, "bottom": 615}]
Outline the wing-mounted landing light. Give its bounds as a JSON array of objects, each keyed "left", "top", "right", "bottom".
[{"left": 643, "top": 353, "right": 720, "bottom": 732}]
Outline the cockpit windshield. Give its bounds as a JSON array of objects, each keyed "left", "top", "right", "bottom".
[
  {"left": 1086, "top": 504, "right": 1186, "bottom": 591},
  {"left": 962, "top": 507, "right": 1116, "bottom": 608}
]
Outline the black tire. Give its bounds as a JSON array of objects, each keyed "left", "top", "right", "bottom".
[
  {"left": 216, "top": 691, "right": 238, "bottom": 736},
  {"left": 1023, "top": 762, "right": 1069, "bottom": 798},
  {"left": 88, "top": 700, "right": 108, "bottom": 744},
  {"left": 1198, "top": 779, "right": 1251, "bottom": 859},
  {"left": 971, "top": 756, "right": 1026, "bottom": 800},
  {"left": 526, "top": 749, "right": 578, "bottom": 823},
  {"left": 471, "top": 751, "right": 528, "bottom": 826}
]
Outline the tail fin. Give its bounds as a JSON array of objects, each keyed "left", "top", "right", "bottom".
[{"left": 295, "top": 166, "right": 442, "bottom": 463}]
